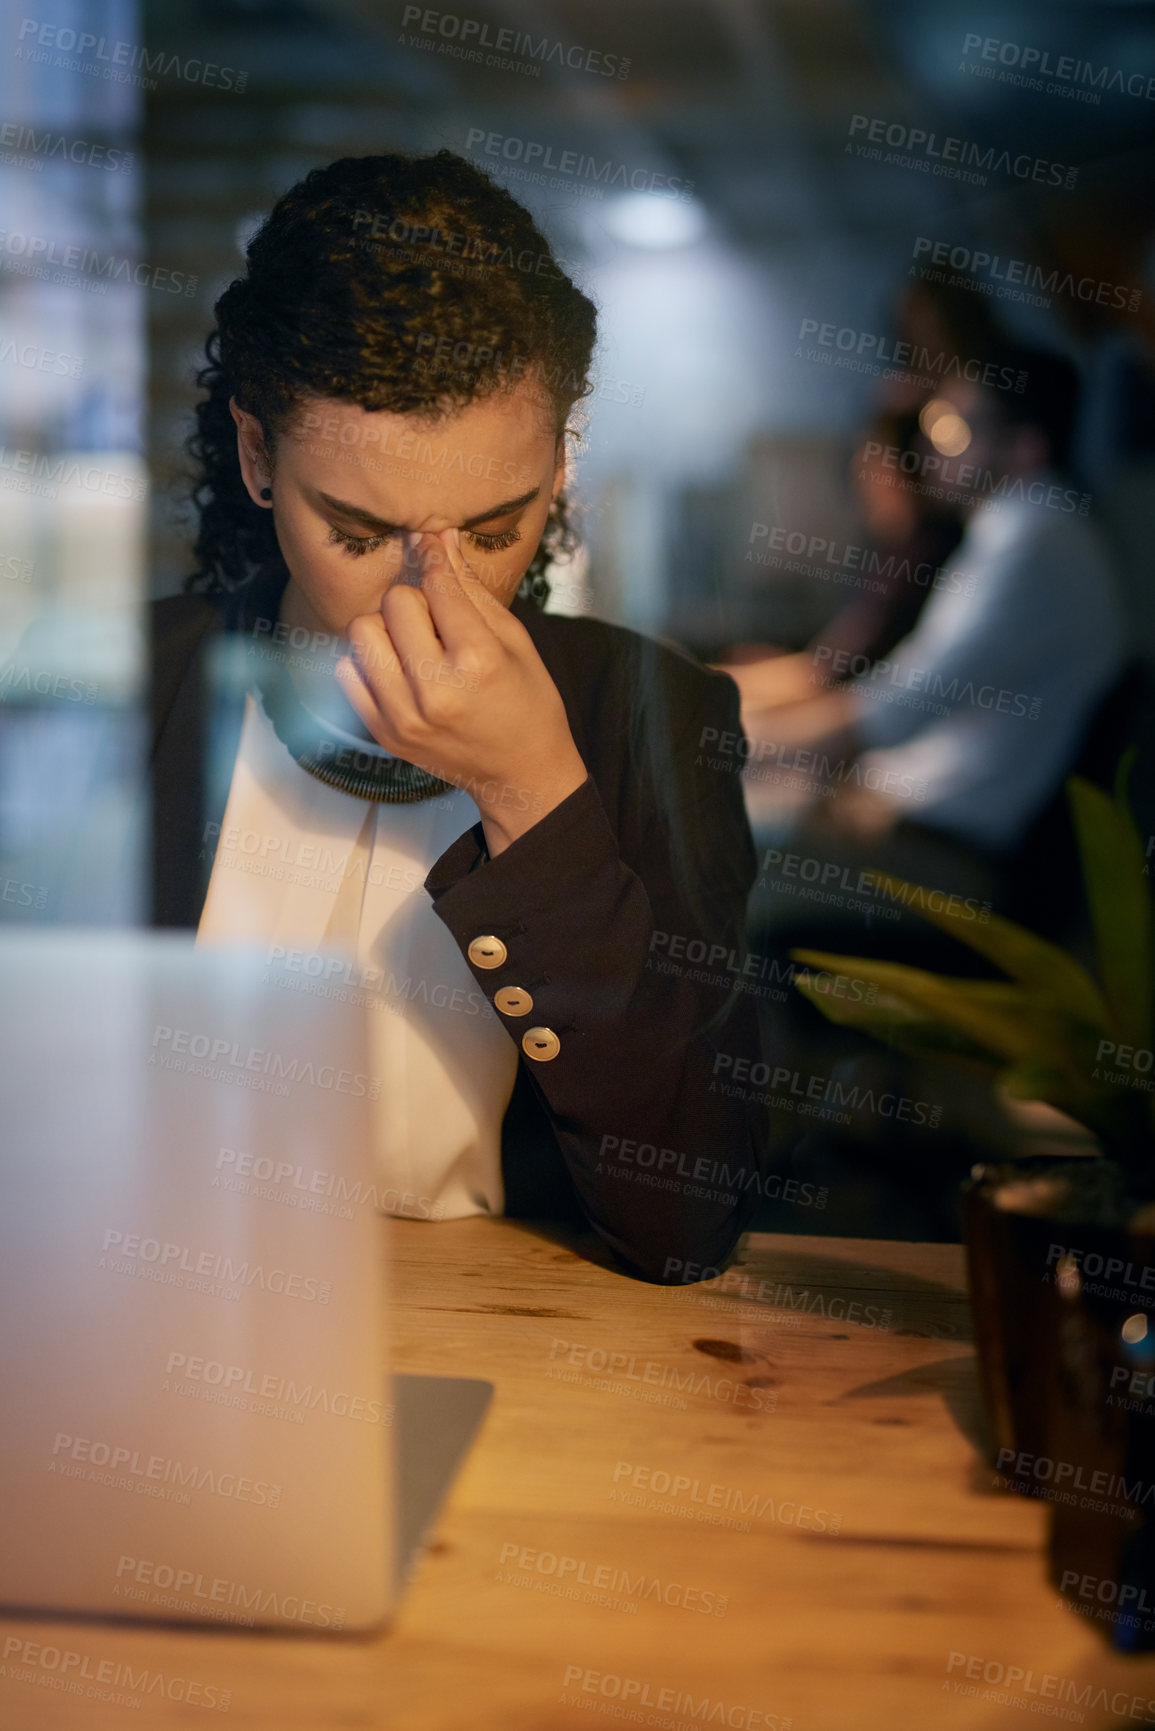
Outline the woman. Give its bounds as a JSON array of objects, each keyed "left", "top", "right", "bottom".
[
  {"left": 718, "top": 407, "right": 962, "bottom": 716},
  {"left": 153, "top": 149, "right": 766, "bottom": 1283}
]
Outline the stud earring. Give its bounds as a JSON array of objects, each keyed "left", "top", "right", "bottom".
[{"left": 259, "top": 487, "right": 272, "bottom": 502}]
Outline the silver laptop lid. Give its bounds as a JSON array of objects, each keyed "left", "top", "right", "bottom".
[{"left": 0, "top": 930, "right": 393, "bottom": 1633}]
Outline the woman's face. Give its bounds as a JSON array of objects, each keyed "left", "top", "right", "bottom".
[{"left": 231, "top": 379, "right": 564, "bottom": 642}]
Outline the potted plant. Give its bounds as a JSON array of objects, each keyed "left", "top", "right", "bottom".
[{"left": 790, "top": 765, "right": 1155, "bottom": 1648}]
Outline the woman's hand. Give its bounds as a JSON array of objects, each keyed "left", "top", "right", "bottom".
[{"left": 334, "top": 529, "right": 587, "bottom": 856}]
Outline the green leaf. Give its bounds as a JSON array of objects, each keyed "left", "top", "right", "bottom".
[
  {"left": 793, "top": 975, "right": 997, "bottom": 1062},
  {"left": 1067, "top": 775, "right": 1152, "bottom": 1049},
  {"left": 862, "top": 872, "right": 1109, "bottom": 1028},
  {"left": 997, "top": 1058, "right": 1116, "bottom": 1133},
  {"left": 1114, "top": 746, "right": 1137, "bottom": 811},
  {"left": 791, "top": 950, "right": 1093, "bottom": 1070},
  {"left": 1000, "top": 1059, "right": 1074, "bottom": 1103}
]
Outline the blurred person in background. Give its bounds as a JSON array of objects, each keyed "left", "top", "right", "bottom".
[
  {"left": 720, "top": 408, "right": 964, "bottom": 709},
  {"left": 723, "top": 346, "right": 1128, "bottom": 927},
  {"left": 727, "top": 347, "right": 1129, "bottom": 1244},
  {"left": 878, "top": 276, "right": 1012, "bottom": 418}
]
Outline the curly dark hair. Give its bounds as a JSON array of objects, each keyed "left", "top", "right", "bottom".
[{"left": 186, "top": 149, "right": 598, "bottom": 603}]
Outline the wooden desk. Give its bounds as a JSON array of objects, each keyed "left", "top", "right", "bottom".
[{"left": 5, "top": 1220, "right": 1155, "bottom": 1730}]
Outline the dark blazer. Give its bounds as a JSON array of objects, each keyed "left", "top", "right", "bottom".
[{"left": 150, "top": 573, "right": 769, "bottom": 1283}]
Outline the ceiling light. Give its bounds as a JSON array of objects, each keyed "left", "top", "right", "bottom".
[{"left": 601, "top": 192, "right": 706, "bottom": 250}]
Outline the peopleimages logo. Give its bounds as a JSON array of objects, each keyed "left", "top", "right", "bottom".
[
  {"left": 559, "top": 1663, "right": 791, "bottom": 1728},
  {"left": 214, "top": 1141, "right": 449, "bottom": 1220},
  {"left": 645, "top": 933, "right": 789, "bottom": 1003},
  {"left": 945, "top": 1649, "right": 1152, "bottom": 1719},
  {"left": 0, "top": 119, "right": 133, "bottom": 172},
  {"left": 497, "top": 1542, "right": 728, "bottom": 1616},
  {"left": 961, "top": 32, "right": 1155, "bottom": 106},
  {"left": 2, "top": 876, "right": 48, "bottom": 909},
  {"left": 1059, "top": 1570, "right": 1155, "bottom": 1635},
  {"left": 0, "top": 1637, "right": 230, "bottom": 1713},
  {"left": 817, "top": 643, "right": 1042, "bottom": 721},
  {"left": 860, "top": 430, "right": 1091, "bottom": 515},
  {"left": 545, "top": 1337, "right": 776, "bottom": 1411},
  {"left": 49, "top": 1431, "right": 281, "bottom": 1509},
  {"left": 0, "top": 229, "right": 196, "bottom": 294},
  {"left": 100, "top": 1230, "right": 333, "bottom": 1306},
  {"left": 796, "top": 316, "right": 1028, "bottom": 393},
  {"left": 995, "top": 1446, "right": 1149, "bottom": 1518},
  {"left": 164, "top": 1351, "right": 393, "bottom": 1426},
  {"left": 352, "top": 208, "right": 576, "bottom": 283},
  {"left": 911, "top": 236, "right": 1142, "bottom": 314},
  {"left": 399, "top": 7, "right": 631, "bottom": 79},
  {"left": 648, "top": 929, "right": 796, "bottom": 991},
  {"left": 696, "top": 725, "right": 926, "bottom": 803},
  {"left": 150, "top": 1023, "right": 381, "bottom": 1100},
  {"left": 298, "top": 402, "right": 533, "bottom": 477},
  {"left": 114, "top": 1555, "right": 344, "bottom": 1628},
  {"left": 0, "top": 338, "right": 83, "bottom": 375},
  {"left": 1, "top": 551, "right": 35, "bottom": 583},
  {"left": 597, "top": 1131, "right": 829, "bottom": 1207},
  {"left": 15, "top": 19, "right": 248, "bottom": 93},
  {"left": 464, "top": 128, "right": 692, "bottom": 199},
  {"left": 0, "top": 446, "right": 144, "bottom": 498},
  {"left": 757, "top": 847, "right": 992, "bottom": 923},
  {"left": 747, "top": 518, "right": 979, "bottom": 595},
  {"left": 847, "top": 113, "right": 1077, "bottom": 190},
  {"left": 1046, "top": 1240, "right": 1155, "bottom": 1304},
  {"left": 1109, "top": 1365, "right": 1155, "bottom": 1421},
  {"left": 0, "top": 663, "right": 97, "bottom": 704},
  {"left": 1095, "top": 1038, "right": 1155, "bottom": 1094},
  {"left": 662, "top": 1260, "right": 894, "bottom": 1327},
  {"left": 611, "top": 1460, "right": 843, "bottom": 1536},
  {"left": 709, "top": 1052, "right": 939, "bottom": 1130}
]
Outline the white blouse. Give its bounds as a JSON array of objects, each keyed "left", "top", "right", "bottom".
[{"left": 196, "top": 689, "right": 518, "bottom": 1220}]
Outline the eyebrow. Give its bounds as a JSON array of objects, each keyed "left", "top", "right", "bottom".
[{"left": 315, "top": 486, "right": 541, "bottom": 533}]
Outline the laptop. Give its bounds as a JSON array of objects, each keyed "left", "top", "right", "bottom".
[{"left": 0, "top": 930, "right": 490, "bottom": 1634}]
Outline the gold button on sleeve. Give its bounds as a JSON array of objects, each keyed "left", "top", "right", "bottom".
[
  {"left": 495, "top": 986, "right": 533, "bottom": 1018},
  {"left": 467, "top": 935, "right": 507, "bottom": 970},
  {"left": 522, "top": 1026, "right": 561, "bottom": 1062}
]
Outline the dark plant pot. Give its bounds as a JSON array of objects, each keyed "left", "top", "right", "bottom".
[
  {"left": 961, "top": 1156, "right": 1083, "bottom": 1478},
  {"left": 962, "top": 1155, "right": 1155, "bottom": 1652}
]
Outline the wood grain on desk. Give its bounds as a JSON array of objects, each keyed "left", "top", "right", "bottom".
[{"left": 5, "top": 1220, "right": 1155, "bottom": 1731}]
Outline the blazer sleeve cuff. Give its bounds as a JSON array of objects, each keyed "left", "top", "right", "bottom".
[{"left": 423, "top": 775, "right": 619, "bottom": 923}]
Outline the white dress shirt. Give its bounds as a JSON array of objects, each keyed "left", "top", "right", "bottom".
[
  {"left": 850, "top": 483, "right": 1126, "bottom": 849},
  {"left": 196, "top": 689, "right": 518, "bottom": 1220}
]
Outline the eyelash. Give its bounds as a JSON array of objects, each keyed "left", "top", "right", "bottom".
[{"left": 327, "top": 525, "right": 522, "bottom": 559}]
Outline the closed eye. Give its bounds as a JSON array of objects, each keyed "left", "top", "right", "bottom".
[
  {"left": 328, "top": 524, "right": 522, "bottom": 558},
  {"left": 466, "top": 526, "right": 521, "bottom": 552},
  {"left": 328, "top": 525, "right": 392, "bottom": 558}
]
